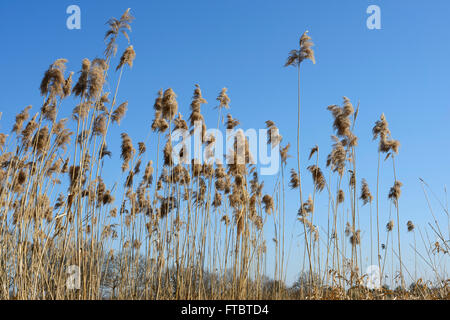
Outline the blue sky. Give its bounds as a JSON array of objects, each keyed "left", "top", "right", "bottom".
[{"left": 0, "top": 0, "right": 449, "bottom": 286}]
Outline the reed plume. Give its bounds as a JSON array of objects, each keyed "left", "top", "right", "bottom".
[
  {"left": 0, "top": 133, "right": 7, "bottom": 151},
  {"left": 289, "top": 169, "right": 299, "bottom": 189},
  {"left": 262, "top": 194, "right": 274, "bottom": 214},
  {"left": 216, "top": 87, "right": 230, "bottom": 110},
  {"left": 226, "top": 114, "right": 239, "bottom": 130},
  {"left": 326, "top": 136, "right": 346, "bottom": 176},
  {"left": 105, "top": 8, "right": 134, "bottom": 58},
  {"left": 388, "top": 181, "right": 403, "bottom": 204},
  {"left": 162, "top": 88, "right": 178, "bottom": 121},
  {"left": 120, "top": 133, "right": 135, "bottom": 172},
  {"left": 307, "top": 165, "right": 325, "bottom": 192},
  {"left": 285, "top": 31, "right": 315, "bottom": 67},
  {"left": 386, "top": 220, "right": 394, "bottom": 232},
  {"left": 280, "top": 143, "right": 291, "bottom": 165},
  {"left": 117, "top": 45, "right": 136, "bottom": 71},
  {"left": 40, "top": 59, "right": 67, "bottom": 100},
  {"left": 337, "top": 189, "right": 345, "bottom": 204},
  {"left": 406, "top": 220, "right": 415, "bottom": 232},
  {"left": 266, "top": 120, "right": 282, "bottom": 147},
  {"left": 12, "top": 105, "right": 32, "bottom": 134},
  {"left": 360, "top": 178, "right": 373, "bottom": 205},
  {"left": 112, "top": 101, "right": 128, "bottom": 125}
]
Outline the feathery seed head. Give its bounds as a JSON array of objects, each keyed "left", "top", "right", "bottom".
[
  {"left": 372, "top": 113, "right": 390, "bottom": 141},
  {"left": 285, "top": 31, "right": 316, "bottom": 67},
  {"left": 226, "top": 114, "right": 240, "bottom": 130},
  {"left": 72, "top": 58, "right": 91, "bottom": 97},
  {"left": 92, "top": 114, "right": 107, "bottom": 137},
  {"left": 162, "top": 88, "right": 178, "bottom": 121},
  {"left": 326, "top": 137, "right": 347, "bottom": 176},
  {"left": 289, "top": 168, "right": 300, "bottom": 189},
  {"left": 387, "top": 220, "right": 394, "bottom": 232},
  {"left": 120, "top": 133, "right": 135, "bottom": 172},
  {"left": 112, "top": 101, "right": 128, "bottom": 125},
  {"left": 298, "top": 195, "right": 314, "bottom": 216},
  {"left": 0, "top": 133, "right": 7, "bottom": 151},
  {"left": 307, "top": 165, "right": 325, "bottom": 192},
  {"left": 87, "top": 64, "right": 105, "bottom": 100},
  {"left": 350, "top": 230, "right": 361, "bottom": 245},
  {"left": 63, "top": 72, "right": 74, "bottom": 97},
  {"left": 388, "top": 181, "right": 403, "bottom": 203},
  {"left": 12, "top": 105, "right": 32, "bottom": 134},
  {"left": 337, "top": 189, "right": 345, "bottom": 204},
  {"left": 308, "top": 145, "right": 319, "bottom": 160},
  {"left": 407, "top": 220, "right": 415, "bottom": 232},
  {"left": 262, "top": 194, "right": 274, "bottom": 214},
  {"left": 117, "top": 45, "right": 136, "bottom": 71},
  {"left": 360, "top": 178, "right": 373, "bottom": 205},
  {"left": 216, "top": 87, "right": 230, "bottom": 110},
  {"left": 40, "top": 59, "right": 67, "bottom": 99},
  {"left": 280, "top": 143, "right": 291, "bottom": 165}
]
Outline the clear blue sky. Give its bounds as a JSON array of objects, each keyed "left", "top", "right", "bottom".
[{"left": 0, "top": 0, "right": 449, "bottom": 286}]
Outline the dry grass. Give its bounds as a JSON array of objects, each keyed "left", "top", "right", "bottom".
[{"left": 0, "top": 10, "right": 448, "bottom": 300}]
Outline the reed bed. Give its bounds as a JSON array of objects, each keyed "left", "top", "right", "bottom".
[{"left": 0, "top": 10, "right": 447, "bottom": 300}]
